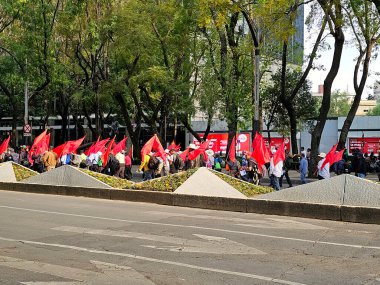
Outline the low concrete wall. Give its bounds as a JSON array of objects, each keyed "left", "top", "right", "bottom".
[
  {"left": 0, "top": 181, "right": 379, "bottom": 225},
  {"left": 247, "top": 199, "right": 342, "bottom": 221}
]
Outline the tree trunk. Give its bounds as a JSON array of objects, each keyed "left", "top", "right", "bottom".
[
  {"left": 310, "top": 25, "right": 345, "bottom": 175},
  {"left": 338, "top": 44, "right": 373, "bottom": 150}
]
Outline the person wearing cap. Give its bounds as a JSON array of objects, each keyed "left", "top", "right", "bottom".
[{"left": 316, "top": 152, "right": 330, "bottom": 180}]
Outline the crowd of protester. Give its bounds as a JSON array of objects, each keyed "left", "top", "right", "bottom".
[{"left": 1, "top": 136, "right": 379, "bottom": 191}]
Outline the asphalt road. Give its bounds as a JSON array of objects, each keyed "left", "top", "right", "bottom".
[{"left": 0, "top": 190, "right": 380, "bottom": 285}]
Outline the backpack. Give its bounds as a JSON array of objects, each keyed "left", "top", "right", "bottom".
[
  {"left": 109, "top": 156, "right": 120, "bottom": 173},
  {"left": 148, "top": 155, "right": 159, "bottom": 170},
  {"left": 173, "top": 155, "right": 182, "bottom": 170}
]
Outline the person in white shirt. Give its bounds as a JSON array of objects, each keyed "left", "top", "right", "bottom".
[
  {"left": 316, "top": 152, "right": 330, "bottom": 180},
  {"left": 115, "top": 150, "right": 126, "bottom": 178},
  {"left": 269, "top": 149, "right": 283, "bottom": 191}
]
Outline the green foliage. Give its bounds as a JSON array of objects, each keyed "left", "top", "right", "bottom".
[
  {"left": 261, "top": 68, "right": 317, "bottom": 134},
  {"left": 367, "top": 103, "right": 380, "bottom": 115},
  {"left": 328, "top": 90, "right": 351, "bottom": 117}
]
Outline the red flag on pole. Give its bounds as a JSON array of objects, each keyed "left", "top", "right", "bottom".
[
  {"left": 141, "top": 135, "right": 166, "bottom": 160},
  {"left": 85, "top": 136, "right": 100, "bottom": 156},
  {"left": 332, "top": 149, "right": 345, "bottom": 165},
  {"left": 102, "top": 137, "right": 115, "bottom": 167},
  {"left": 320, "top": 143, "right": 338, "bottom": 170},
  {"left": 175, "top": 143, "right": 181, "bottom": 151},
  {"left": 168, "top": 140, "right": 176, "bottom": 150},
  {"left": 0, "top": 136, "right": 10, "bottom": 155},
  {"left": 92, "top": 138, "right": 110, "bottom": 154},
  {"left": 38, "top": 133, "right": 51, "bottom": 155},
  {"left": 273, "top": 142, "right": 285, "bottom": 167},
  {"left": 28, "top": 130, "right": 48, "bottom": 164},
  {"left": 112, "top": 136, "right": 127, "bottom": 155},
  {"left": 66, "top": 136, "right": 86, "bottom": 154},
  {"left": 227, "top": 136, "right": 236, "bottom": 162},
  {"left": 53, "top": 142, "right": 67, "bottom": 158},
  {"left": 188, "top": 141, "right": 209, "bottom": 161},
  {"left": 251, "top": 133, "right": 270, "bottom": 170}
]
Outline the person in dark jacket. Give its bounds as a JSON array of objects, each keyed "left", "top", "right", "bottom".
[{"left": 357, "top": 153, "right": 367, "bottom": 178}]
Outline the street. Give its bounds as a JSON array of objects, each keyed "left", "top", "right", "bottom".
[{"left": 0, "top": 190, "right": 379, "bottom": 285}]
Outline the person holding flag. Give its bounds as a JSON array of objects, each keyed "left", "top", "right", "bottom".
[
  {"left": 269, "top": 144, "right": 285, "bottom": 191},
  {"left": 315, "top": 152, "right": 330, "bottom": 180}
]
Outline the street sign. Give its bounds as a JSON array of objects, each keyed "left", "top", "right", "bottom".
[{"left": 23, "top": 124, "right": 32, "bottom": 137}]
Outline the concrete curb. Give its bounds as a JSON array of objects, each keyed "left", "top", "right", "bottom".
[{"left": 0, "top": 182, "right": 379, "bottom": 225}]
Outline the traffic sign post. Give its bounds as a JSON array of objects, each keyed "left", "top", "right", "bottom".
[{"left": 23, "top": 124, "right": 32, "bottom": 137}]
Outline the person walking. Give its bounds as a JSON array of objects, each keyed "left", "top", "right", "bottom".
[
  {"left": 124, "top": 151, "right": 133, "bottom": 180},
  {"left": 357, "top": 153, "right": 367, "bottom": 179},
  {"left": 269, "top": 149, "right": 283, "bottom": 191},
  {"left": 42, "top": 146, "right": 58, "bottom": 171},
  {"left": 316, "top": 152, "right": 330, "bottom": 180},
  {"left": 299, "top": 153, "right": 308, "bottom": 184},
  {"left": 279, "top": 150, "right": 293, "bottom": 187},
  {"left": 114, "top": 150, "right": 126, "bottom": 178}
]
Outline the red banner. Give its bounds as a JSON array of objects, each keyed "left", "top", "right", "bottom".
[
  {"left": 349, "top": 137, "right": 380, "bottom": 154},
  {"left": 264, "top": 137, "right": 291, "bottom": 151},
  {"left": 194, "top": 133, "right": 251, "bottom": 154}
]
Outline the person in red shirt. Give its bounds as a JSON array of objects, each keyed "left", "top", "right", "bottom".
[{"left": 124, "top": 152, "right": 132, "bottom": 180}]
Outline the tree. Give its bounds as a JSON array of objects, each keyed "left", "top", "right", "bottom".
[
  {"left": 338, "top": 0, "right": 380, "bottom": 149},
  {"left": 328, "top": 90, "right": 351, "bottom": 117},
  {"left": 261, "top": 68, "right": 318, "bottom": 148},
  {"left": 310, "top": 0, "right": 345, "bottom": 174}
]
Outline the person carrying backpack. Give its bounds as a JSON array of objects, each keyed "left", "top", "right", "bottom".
[
  {"left": 138, "top": 151, "right": 157, "bottom": 181},
  {"left": 169, "top": 148, "right": 183, "bottom": 173}
]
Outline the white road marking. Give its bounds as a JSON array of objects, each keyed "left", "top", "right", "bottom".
[
  {"left": 0, "top": 255, "right": 155, "bottom": 285},
  {"left": 146, "top": 211, "right": 328, "bottom": 230},
  {"left": 20, "top": 281, "right": 79, "bottom": 285},
  {"left": 20, "top": 281, "right": 78, "bottom": 285},
  {"left": 0, "top": 237, "right": 306, "bottom": 285},
  {"left": 0, "top": 205, "right": 379, "bottom": 250},
  {"left": 52, "top": 226, "right": 265, "bottom": 255}
]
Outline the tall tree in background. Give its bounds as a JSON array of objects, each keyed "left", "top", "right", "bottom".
[
  {"left": 310, "top": 0, "right": 345, "bottom": 174},
  {"left": 338, "top": 0, "right": 380, "bottom": 149}
]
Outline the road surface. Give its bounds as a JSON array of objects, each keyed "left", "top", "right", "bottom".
[{"left": 0, "top": 190, "right": 379, "bottom": 284}]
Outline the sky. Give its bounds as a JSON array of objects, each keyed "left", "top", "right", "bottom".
[{"left": 304, "top": 4, "right": 380, "bottom": 98}]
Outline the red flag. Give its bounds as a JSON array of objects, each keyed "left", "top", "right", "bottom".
[
  {"left": 251, "top": 133, "right": 270, "bottom": 170},
  {"left": 102, "top": 137, "right": 115, "bottom": 167},
  {"left": 141, "top": 135, "right": 166, "bottom": 160},
  {"left": 92, "top": 138, "right": 110, "bottom": 154},
  {"left": 168, "top": 140, "right": 176, "bottom": 150},
  {"left": 53, "top": 142, "right": 67, "bottom": 158},
  {"left": 37, "top": 133, "right": 51, "bottom": 155},
  {"left": 0, "top": 136, "right": 10, "bottom": 155},
  {"left": 332, "top": 149, "right": 345, "bottom": 164},
  {"left": 66, "top": 136, "right": 86, "bottom": 154},
  {"left": 175, "top": 143, "right": 181, "bottom": 151},
  {"left": 112, "top": 136, "right": 127, "bottom": 155},
  {"left": 85, "top": 136, "right": 100, "bottom": 156},
  {"left": 273, "top": 142, "right": 285, "bottom": 167},
  {"left": 28, "top": 130, "right": 47, "bottom": 164},
  {"left": 188, "top": 141, "right": 209, "bottom": 161},
  {"left": 227, "top": 136, "right": 236, "bottom": 162},
  {"left": 321, "top": 143, "right": 338, "bottom": 170}
]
